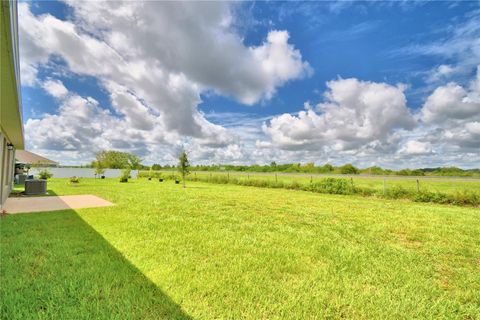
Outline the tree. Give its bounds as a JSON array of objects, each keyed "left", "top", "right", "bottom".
[
  {"left": 339, "top": 163, "right": 359, "bottom": 174},
  {"left": 93, "top": 161, "right": 105, "bottom": 177},
  {"left": 177, "top": 150, "right": 190, "bottom": 188},
  {"left": 366, "top": 166, "right": 384, "bottom": 175},
  {"left": 303, "top": 162, "right": 315, "bottom": 172},
  {"left": 151, "top": 163, "right": 162, "bottom": 170},
  {"left": 322, "top": 163, "right": 334, "bottom": 172},
  {"left": 127, "top": 154, "right": 142, "bottom": 170},
  {"left": 94, "top": 150, "right": 142, "bottom": 169}
]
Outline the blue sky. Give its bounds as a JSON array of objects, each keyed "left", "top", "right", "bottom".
[
  {"left": 18, "top": 1, "right": 480, "bottom": 168},
  {"left": 200, "top": 1, "right": 478, "bottom": 116}
]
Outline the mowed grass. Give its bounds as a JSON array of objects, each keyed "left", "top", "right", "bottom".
[{"left": 1, "top": 178, "right": 479, "bottom": 319}]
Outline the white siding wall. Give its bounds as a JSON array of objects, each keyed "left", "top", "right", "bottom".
[
  {"left": 0, "top": 132, "right": 5, "bottom": 207},
  {"left": 0, "top": 132, "right": 15, "bottom": 208}
]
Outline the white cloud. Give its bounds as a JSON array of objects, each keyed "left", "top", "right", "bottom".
[
  {"left": 18, "top": 1, "right": 310, "bottom": 163},
  {"left": 398, "top": 140, "right": 433, "bottom": 155},
  {"left": 419, "top": 65, "right": 480, "bottom": 152},
  {"left": 20, "top": 63, "right": 38, "bottom": 86},
  {"left": 402, "top": 9, "right": 480, "bottom": 83},
  {"left": 42, "top": 79, "right": 69, "bottom": 98},
  {"left": 421, "top": 68, "right": 480, "bottom": 124},
  {"left": 426, "top": 64, "right": 459, "bottom": 83},
  {"left": 25, "top": 81, "right": 182, "bottom": 164},
  {"left": 259, "top": 70, "right": 480, "bottom": 167},
  {"left": 262, "top": 78, "right": 415, "bottom": 151},
  {"left": 63, "top": 1, "right": 311, "bottom": 104}
]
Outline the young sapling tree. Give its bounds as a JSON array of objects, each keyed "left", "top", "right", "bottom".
[{"left": 177, "top": 150, "right": 190, "bottom": 188}]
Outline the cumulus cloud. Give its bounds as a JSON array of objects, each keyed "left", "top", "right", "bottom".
[
  {"left": 42, "top": 79, "right": 69, "bottom": 98},
  {"left": 18, "top": 1, "right": 310, "bottom": 163},
  {"left": 26, "top": 79, "right": 183, "bottom": 163},
  {"left": 419, "top": 65, "right": 480, "bottom": 154},
  {"left": 63, "top": 1, "right": 311, "bottom": 104},
  {"left": 262, "top": 78, "right": 415, "bottom": 152},
  {"left": 260, "top": 69, "right": 480, "bottom": 166},
  {"left": 421, "top": 66, "right": 480, "bottom": 124},
  {"left": 398, "top": 140, "right": 433, "bottom": 155}
]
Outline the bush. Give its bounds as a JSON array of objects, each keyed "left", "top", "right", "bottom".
[
  {"left": 69, "top": 176, "right": 80, "bottom": 184},
  {"left": 138, "top": 170, "right": 163, "bottom": 179},
  {"left": 385, "top": 186, "right": 412, "bottom": 199},
  {"left": 414, "top": 191, "right": 449, "bottom": 204},
  {"left": 38, "top": 169, "right": 53, "bottom": 180},
  {"left": 160, "top": 173, "right": 177, "bottom": 181},
  {"left": 311, "top": 178, "right": 355, "bottom": 195},
  {"left": 286, "top": 181, "right": 301, "bottom": 190},
  {"left": 449, "top": 190, "right": 479, "bottom": 206},
  {"left": 119, "top": 168, "right": 131, "bottom": 183}
]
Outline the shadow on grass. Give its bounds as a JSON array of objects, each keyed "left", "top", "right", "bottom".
[{"left": 0, "top": 210, "right": 193, "bottom": 319}]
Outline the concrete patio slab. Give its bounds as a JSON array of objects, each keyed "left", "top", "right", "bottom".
[{"left": 3, "top": 195, "right": 114, "bottom": 214}]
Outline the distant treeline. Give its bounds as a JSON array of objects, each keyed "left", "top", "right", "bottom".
[
  {"left": 149, "top": 162, "right": 480, "bottom": 177},
  {"left": 72, "top": 150, "right": 479, "bottom": 177}
]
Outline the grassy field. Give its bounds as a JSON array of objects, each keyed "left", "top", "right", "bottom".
[
  {"left": 1, "top": 178, "right": 480, "bottom": 319},
  {"left": 146, "top": 171, "right": 480, "bottom": 206},
  {"left": 163, "top": 171, "right": 480, "bottom": 195}
]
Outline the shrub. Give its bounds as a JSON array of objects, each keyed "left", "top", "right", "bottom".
[
  {"left": 38, "top": 169, "right": 53, "bottom": 180},
  {"left": 269, "top": 181, "right": 285, "bottom": 189},
  {"left": 119, "top": 168, "right": 131, "bottom": 183},
  {"left": 450, "top": 190, "right": 479, "bottom": 206},
  {"left": 311, "top": 178, "right": 355, "bottom": 195},
  {"left": 286, "top": 181, "right": 301, "bottom": 190},
  {"left": 414, "top": 191, "right": 448, "bottom": 204},
  {"left": 138, "top": 170, "right": 163, "bottom": 179},
  {"left": 69, "top": 176, "right": 80, "bottom": 184},
  {"left": 210, "top": 175, "right": 229, "bottom": 184},
  {"left": 385, "top": 186, "right": 412, "bottom": 199}
]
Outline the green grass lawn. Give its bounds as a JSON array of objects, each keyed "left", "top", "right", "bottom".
[{"left": 1, "top": 178, "right": 479, "bottom": 319}]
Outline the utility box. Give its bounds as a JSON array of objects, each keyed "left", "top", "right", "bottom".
[
  {"left": 25, "top": 179, "right": 47, "bottom": 195},
  {"left": 15, "top": 174, "right": 27, "bottom": 185}
]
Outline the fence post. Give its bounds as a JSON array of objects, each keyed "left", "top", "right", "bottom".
[
  {"left": 275, "top": 173, "right": 278, "bottom": 183},
  {"left": 310, "top": 175, "right": 313, "bottom": 184},
  {"left": 209, "top": 173, "right": 212, "bottom": 181},
  {"left": 351, "top": 177, "right": 354, "bottom": 188},
  {"left": 227, "top": 172, "right": 229, "bottom": 182},
  {"left": 383, "top": 179, "right": 387, "bottom": 195},
  {"left": 416, "top": 179, "right": 420, "bottom": 193}
]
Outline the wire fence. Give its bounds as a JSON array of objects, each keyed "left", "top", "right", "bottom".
[{"left": 139, "top": 170, "right": 480, "bottom": 196}]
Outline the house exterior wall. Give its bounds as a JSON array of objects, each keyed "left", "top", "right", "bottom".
[
  {"left": 0, "top": 131, "right": 16, "bottom": 208},
  {"left": 1, "top": 0, "right": 23, "bottom": 208}
]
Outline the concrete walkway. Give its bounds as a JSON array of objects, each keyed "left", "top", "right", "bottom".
[{"left": 3, "top": 195, "right": 114, "bottom": 214}]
